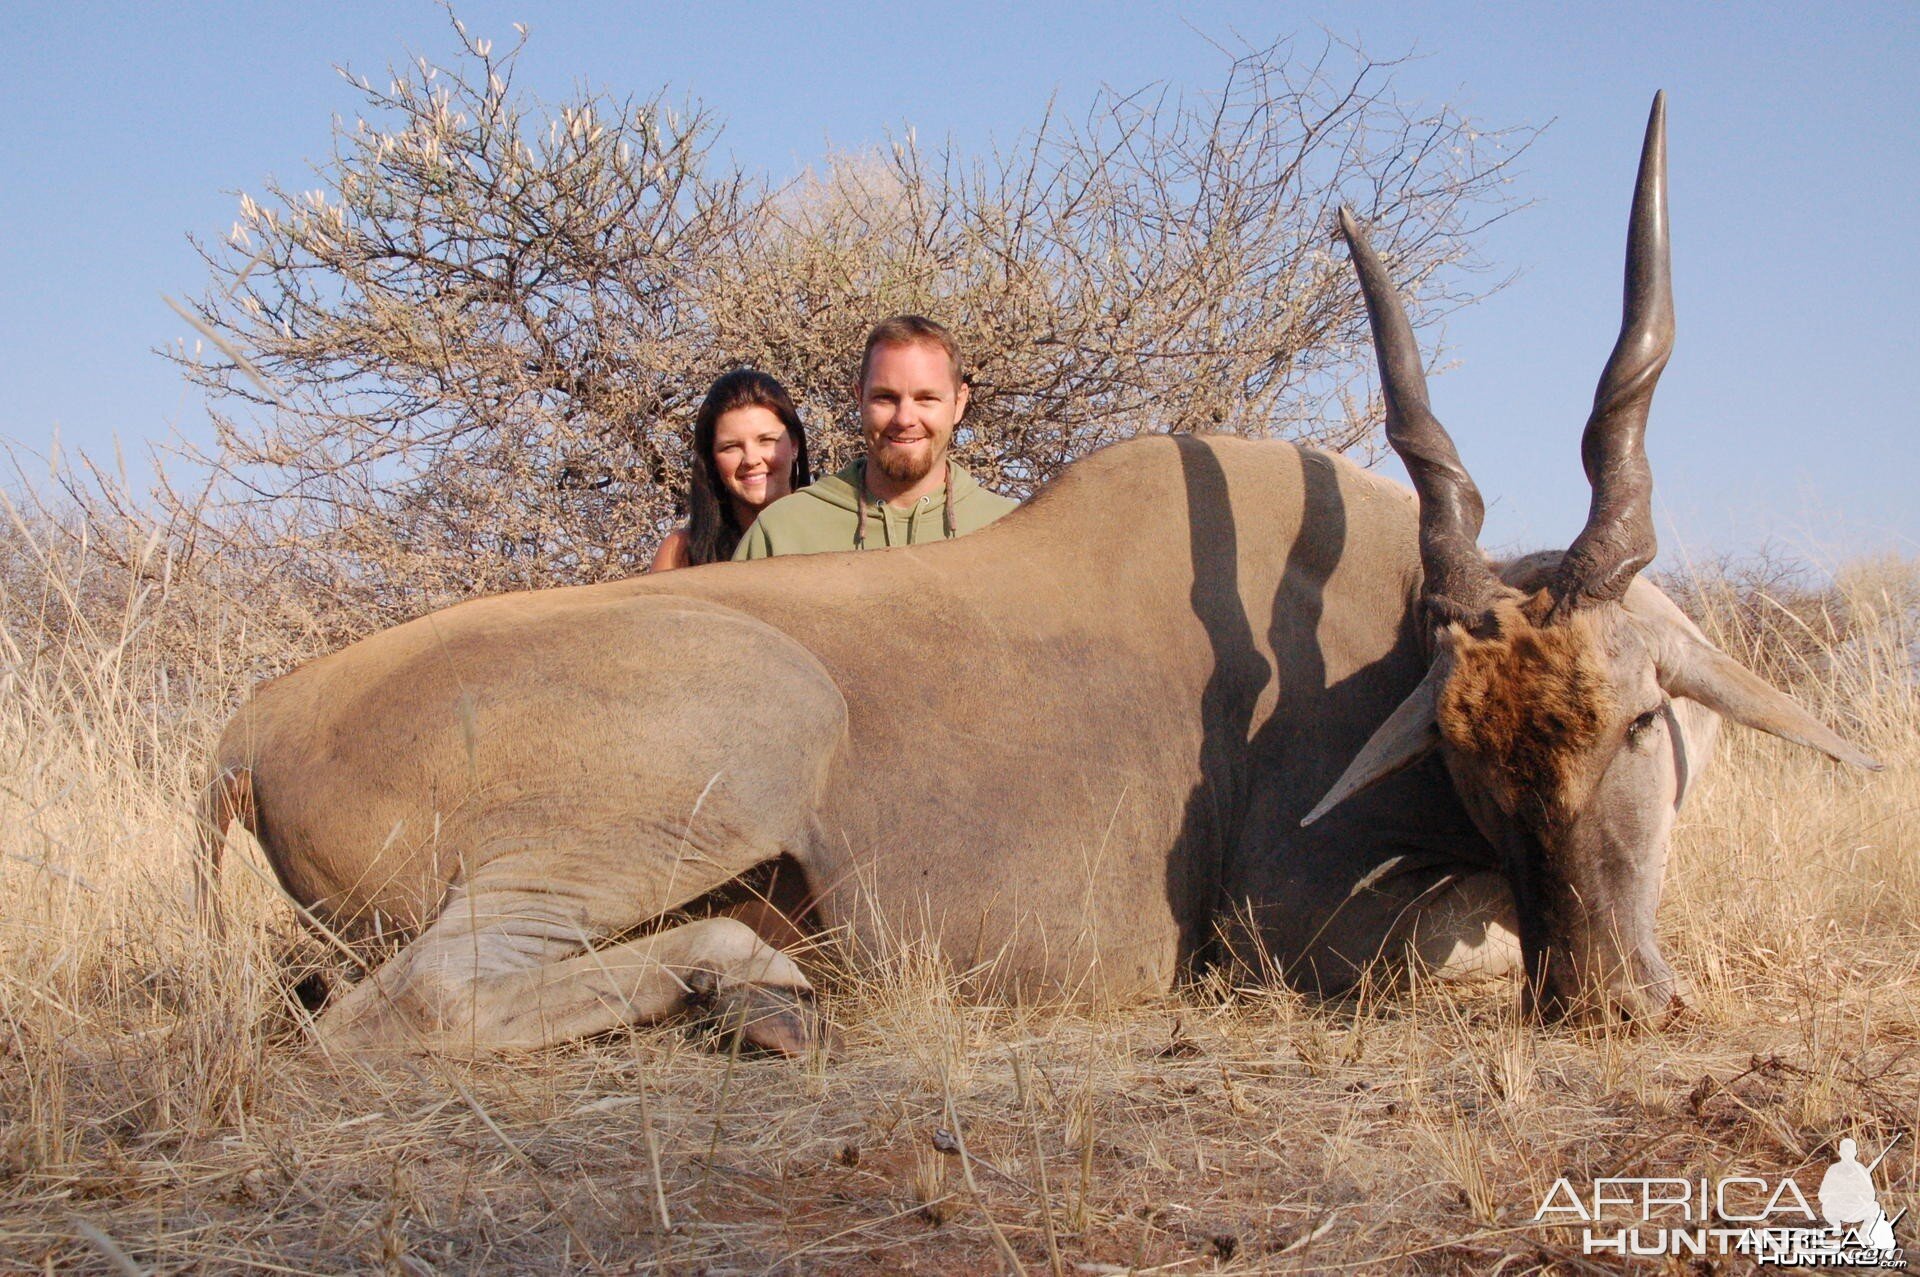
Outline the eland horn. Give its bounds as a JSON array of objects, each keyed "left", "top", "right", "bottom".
[
  {"left": 1549, "top": 91, "right": 1674, "bottom": 619},
  {"left": 1337, "top": 207, "right": 1501, "bottom": 629}
]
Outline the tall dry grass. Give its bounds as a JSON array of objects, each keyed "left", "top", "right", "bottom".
[{"left": 1, "top": 509, "right": 1913, "bottom": 1272}]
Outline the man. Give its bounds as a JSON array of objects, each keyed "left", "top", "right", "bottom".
[{"left": 734, "top": 315, "right": 1019, "bottom": 558}]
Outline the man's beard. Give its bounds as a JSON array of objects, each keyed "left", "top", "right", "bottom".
[{"left": 871, "top": 440, "right": 938, "bottom": 485}]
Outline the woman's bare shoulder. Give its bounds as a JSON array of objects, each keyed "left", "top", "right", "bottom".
[{"left": 648, "top": 527, "right": 692, "bottom": 573}]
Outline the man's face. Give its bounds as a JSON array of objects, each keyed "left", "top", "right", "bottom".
[{"left": 858, "top": 340, "right": 970, "bottom": 486}]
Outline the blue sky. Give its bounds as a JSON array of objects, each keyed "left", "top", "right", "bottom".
[{"left": 3, "top": 1, "right": 1914, "bottom": 562}]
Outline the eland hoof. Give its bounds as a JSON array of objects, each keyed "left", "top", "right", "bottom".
[{"left": 692, "top": 981, "right": 833, "bottom": 1058}]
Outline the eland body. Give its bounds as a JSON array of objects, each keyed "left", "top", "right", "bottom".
[{"left": 200, "top": 94, "right": 1876, "bottom": 1053}]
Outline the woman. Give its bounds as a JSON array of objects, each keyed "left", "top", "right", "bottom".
[{"left": 650, "top": 369, "right": 812, "bottom": 571}]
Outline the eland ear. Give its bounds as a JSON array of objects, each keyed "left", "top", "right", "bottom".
[
  {"left": 1657, "top": 633, "right": 1881, "bottom": 771},
  {"left": 1302, "top": 656, "right": 1450, "bottom": 826}
]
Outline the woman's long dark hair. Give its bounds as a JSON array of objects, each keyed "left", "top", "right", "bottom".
[{"left": 684, "top": 369, "right": 812, "bottom": 566}]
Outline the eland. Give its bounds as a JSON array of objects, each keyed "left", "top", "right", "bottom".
[{"left": 198, "top": 93, "right": 1877, "bottom": 1054}]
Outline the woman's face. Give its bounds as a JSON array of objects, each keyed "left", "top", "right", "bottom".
[{"left": 712, "top": 405, "right": 798, "bottom": 514}]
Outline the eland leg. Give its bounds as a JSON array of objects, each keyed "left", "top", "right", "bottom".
[
  {"left": 312, "top": 816, "right": 826, "bottom": 1056},
  {"left": 315, "top": 882, "right": 819, "bottom": 1055},
  {"left": 1386, "top": 870, "right": 1522, "bottom": 982},
  {"left": 1237, "top": 860, "right": 1521, "bottom": 997}
]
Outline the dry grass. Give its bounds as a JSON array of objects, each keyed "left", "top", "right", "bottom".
[{"left": 2, "top": 524, "right": 1914, "bottom": 1273}]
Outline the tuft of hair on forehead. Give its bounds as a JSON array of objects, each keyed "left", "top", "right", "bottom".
[
  {"left": 1436, "top": 593, "right": 1618, "bottom": 817},
  {"left": 859, "top": 314, "right": 965, "bottom": 388}
]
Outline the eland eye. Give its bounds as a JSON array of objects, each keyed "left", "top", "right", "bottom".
[{"left": 1626, "top": 702, "right": 1668, "bottom": 746}]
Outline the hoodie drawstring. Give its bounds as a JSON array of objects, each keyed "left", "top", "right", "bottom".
[
  {"left": 854, "top": 462, "right": 869, "bottom": 549},
  {"left": 855, "top": 460, "right": 958, "bottom": 549}
]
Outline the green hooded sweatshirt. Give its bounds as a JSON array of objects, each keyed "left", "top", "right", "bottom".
[{"left": 734, "top": 460, "right": 1019, "bottom": 560}]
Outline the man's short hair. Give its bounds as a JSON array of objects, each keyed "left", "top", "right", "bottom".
[{"left": 858, "top": 315, "right": 965, "bottom": 389}]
